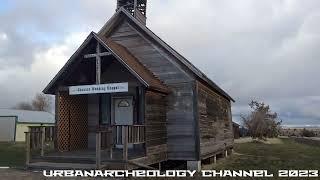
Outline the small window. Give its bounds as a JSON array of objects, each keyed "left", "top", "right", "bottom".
[{"left": 118, "top": 100, "right": 130, "bottom": 107}]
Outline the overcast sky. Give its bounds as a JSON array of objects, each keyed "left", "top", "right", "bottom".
[{"left": 0, "top": 0, "right": 319, "bottom": 126}]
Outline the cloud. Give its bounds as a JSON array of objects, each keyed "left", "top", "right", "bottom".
[
  {"left": 0, "top": 0, "right": 319, "bottom": 125},
  {"left": 0, "top": 31, "right": 87, "bottom": 108},
  {"left": 147, "top": 0, "right": 320, "bottom": 124}
]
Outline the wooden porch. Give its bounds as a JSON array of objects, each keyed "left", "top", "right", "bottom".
[{"left": 25, "top": 125, "right": 152, "bottom": 170}]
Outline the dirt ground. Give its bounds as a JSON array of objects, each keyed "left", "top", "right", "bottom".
[{"left": 0, "top": 169, "right": 46, "bottom": 179}]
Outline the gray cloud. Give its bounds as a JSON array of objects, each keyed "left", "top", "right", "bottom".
[{"left": 0, "top": 0, "right": 319, "bottom": 125}]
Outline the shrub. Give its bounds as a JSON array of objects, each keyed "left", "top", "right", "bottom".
[
  {"left": 241, "top": 100, "right": 282, "bottom": 140},
  {"left": 301, "top": 128, "right": 316, "bottom": 137}
]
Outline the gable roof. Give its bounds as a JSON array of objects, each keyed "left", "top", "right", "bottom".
[
  {"left": 0, "top": 109, "right": 55, "bottom": 124},
  {"left": 99, "top": 8, "right": 235, "bottom": 102},
  {"left": 100, "top": 36, "right": 169, "bottom": 93},
  {"left": 43, "top": 32, "right": 169, "bottom": 94}
]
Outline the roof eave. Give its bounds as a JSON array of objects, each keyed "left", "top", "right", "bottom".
[
  {"left": 43, "top": 32, "right": 97, "bottom": 95},
  {"left": 43, "top": 31, "right": 163, "bottom": 95}
]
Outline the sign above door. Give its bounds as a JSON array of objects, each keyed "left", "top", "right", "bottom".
[{"left": 69, "top": 82, "right": 128, "bottom": 95}]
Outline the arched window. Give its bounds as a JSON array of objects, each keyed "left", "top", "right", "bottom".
[{"left": 118, "top": 100, "right": 130, "bottom": 107}]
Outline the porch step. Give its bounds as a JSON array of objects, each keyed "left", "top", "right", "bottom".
[
  {"left": 32, "top": 156, "right": 96, "bottom": 164},
  {"left": 27, "top": 161, "right": 137, "bottom": 170},
  {"left": 27, "top": 162, "right": 97, "bottom": 170}
]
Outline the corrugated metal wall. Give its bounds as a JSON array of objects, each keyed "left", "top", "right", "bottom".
[{"left": 0, "top": 116, "right": 16, "bottom": 141}]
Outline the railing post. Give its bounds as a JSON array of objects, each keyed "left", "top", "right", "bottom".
[
  {"left": 109, "top": 146, "right": 113, "bottom": 160},
  {"left": 137, "top": 126, "right": 140, "bottom": 143},
  {"left": 25, "top": 132, "right": 31, "bottom": 165},
  {"left": 109, "top": 128, "right": 113, "bottom": 160},
  {"left": 41, "top": 127, "right": 45, "bottom": 156},
  {"left": 123, "top": 126, "right": 128, "bottom": 169},
  {"left": 122, "top": 126, "right": 128, "bottom": 169},
  {"left": 96, "top": 132, "right": 101, "bottom": 169}
]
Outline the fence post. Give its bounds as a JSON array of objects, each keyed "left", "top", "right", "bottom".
[
  {"left": 25, "top": 132, "right": 31, "bottom": 165},
  {"left": 41, "top": 127, "right": 45, "bottom": 157},
  {"left": 96, "top": 132, "right": 101, "bottom": 169}
]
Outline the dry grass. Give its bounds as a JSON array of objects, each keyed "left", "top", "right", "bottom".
[
  {"left": 235, "top": 137, "right": 283, "bottom": 144},
  {"left": 203, "top": 138, "right": 320, "bottom": 179}
]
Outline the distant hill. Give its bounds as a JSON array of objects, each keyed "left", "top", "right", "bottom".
[{"left": 282, "top": 125, "right": 320, "bottom": 129}]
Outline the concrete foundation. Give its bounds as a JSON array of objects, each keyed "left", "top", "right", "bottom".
[{"left": 187, "top": 161, "right": 201, "bottom": 171}]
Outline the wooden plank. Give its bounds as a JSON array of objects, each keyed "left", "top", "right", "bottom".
[
  {"left": 54, "top": 91, "right": 59, "bottom": 149},
  {"left": 146, "top": 144, "right": 167, "bottom": 155},
  {"left": 96, "top": 132, "right": 101, "bottom": 169},
  {"left": 111, "top": 32, "right": 140, "bottom": 39},
  {"left": 108, "top": 20, "right": 193, "bottom": 85},
  {"left": 167, "top": 152, "right": 196, "bottom": 160},
  {"left": 25, "top": 132, "right": 31, "bottom": 165},
  {"left": 145, "top": 91, "right": 167, "bottom": 148},
  {"left": 123, "top": 126, "right": 128, "bottom": 161},
  {"left": 193, "top": 82, "right": 200, "bottom": 161},
  {"left": 132, "top": 151, "right": 167, "bottom": 166},
  {"left": 113, "top": 38, "right": 149, "bottom": 48},
  {"left": 84, "top": 52, "right": 112, "bottom": 58},
  {"left": 123, "top": 126, "right": 128, "bottom": 169},
  {"left": 166, "top": 83, "right": 197, "bottom": 160},
  {"left": 134, "top": 8, "right": 146, "bottom": 25},
  {"left": 41, "top": 127, "right": 45, "bottom": 157},
  {"left": 128, "top": 161, "right": 156, "bottom": 170}
]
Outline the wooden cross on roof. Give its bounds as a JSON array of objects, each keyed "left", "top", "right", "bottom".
[{"left": 84, "top": 42, "right": 112, "bottom": 84}]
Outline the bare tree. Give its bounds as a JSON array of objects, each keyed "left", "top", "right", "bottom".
[
  {"left": 13, "top": 93, "right": 52, "bottom": 112},
  {"left": 32, "top": 93, "right": 52, "bottom": 112},
  {"left": 241, "top": 100, "right": 281, "bottom": 140},
  {"left": 14, "top": 102, "right": 33, "bottom": 111}
]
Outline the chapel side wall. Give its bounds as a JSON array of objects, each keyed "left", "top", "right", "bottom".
[
  {"left": 108, "top": 19, "right": 198, "bottom": 160},
  {"left": 166, "top": 83, "right": 198, "bottom": 160},
  {"left": 133, "top": 90, "right": 167, "bottom": 165},
  {"left": 197, "top": 81, "right": 233, "bottom": 158}
]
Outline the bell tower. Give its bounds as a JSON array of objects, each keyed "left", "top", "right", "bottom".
[{"left": 117, "top": 0, "right": 147, "bottom": 25}]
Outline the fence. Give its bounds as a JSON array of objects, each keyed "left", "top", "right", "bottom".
[{"left": 25, "top": 126, "right": 55, "bottom": 165}]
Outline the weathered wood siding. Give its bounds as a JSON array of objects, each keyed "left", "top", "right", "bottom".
[
  {"left": 167, "top": 83, "right": 197, "bottom": 160},
  {"left": 109, "top": 20, "right": 192, "bottom": 85},
  {"left": 197, "top": 82, "right": 233, "bottom": 158},
  {"left": 107, "top": 19, "right": 198, "bottom": 160},
  {"left": 87, "top": 95, "right": 99, "bottom": 149},
  {"left": 143, "top": 91, "right": 167, "bottom": 164}
]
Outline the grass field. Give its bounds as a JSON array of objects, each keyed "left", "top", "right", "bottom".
[
  {"left": 0, "top": 138, "right": 320, "bottom": 179},
  {"left": 204, "top": 138, "right": 320, "bottom": 175},
  {"left": 0, "top": 142, "right": 25, "bottom": 168}
]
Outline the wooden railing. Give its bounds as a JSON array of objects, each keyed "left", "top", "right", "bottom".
[
  {"left": 112, "top": 125, "right": 146, "bottom": 145},
  {"left": 29, "top": 126, "right": 55, "bottom": 143},
  {"left": 25, "top": 126, "right": 55, "bottom": 165},
  {"left": 95, "top": 125, "right": 146, "bottom": 168},
  {"left": 25, "top": 125, "right": 144, "bottom": 168}
]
